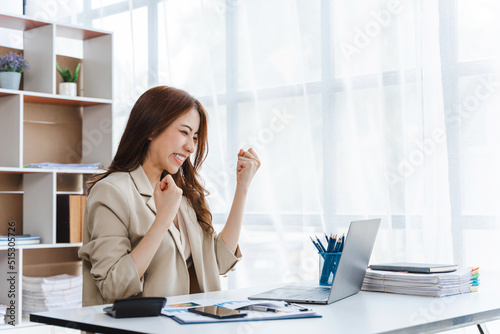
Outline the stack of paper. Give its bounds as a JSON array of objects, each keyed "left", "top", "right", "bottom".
[
  {"left": 362, "top": 267, "right": 479, "bottom": 297},
  {"left": 22, "top": 274, "right": 82, "bottom": 317},
  {"left": 0, "top": 304, "right": 6, "bottom": 325}
]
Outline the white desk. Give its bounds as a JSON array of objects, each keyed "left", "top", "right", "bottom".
[{"left": 30, "top": 286, "right": 500, "bottom": 334}]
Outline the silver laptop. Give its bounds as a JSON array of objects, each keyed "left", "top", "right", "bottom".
[{"left": 248, "top": 218, "right": 381, "bottom": 304}]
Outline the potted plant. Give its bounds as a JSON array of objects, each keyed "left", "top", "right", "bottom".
[
  {"left": 57, "top": 62, "right": 81, "bottom": 96},
  {"left": 0, "top": 51, "right": 30, "bottom": 90}
]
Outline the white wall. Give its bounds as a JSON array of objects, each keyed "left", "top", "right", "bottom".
[{"left": 1, "top": 0, "right": 23, "bottom": 15}]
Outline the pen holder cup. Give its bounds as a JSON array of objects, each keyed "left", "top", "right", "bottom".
[{"left": 319, "top": 252, "right": 342, "bottom": 286}]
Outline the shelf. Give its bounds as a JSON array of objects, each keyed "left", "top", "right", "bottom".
[
  {"left": 23, "top": 91, "right": 112, "bottom": 107},
  {"left": 0, "top": 13, "right": 111, "bottom": 40},
  {"left": 0, "top": 243, "right": 82, "bottom": 251},
  {"left": 56, "top": 191, "right": 85, "bottom": 195},
  {"left": 56, "top": 24, "right": 111, "bottom": 40},
  {"left": 0, "top": 88, "right": 21, "bottom": 97},
  {"left": 0, "top": 13, "right": 110, "bottom": 327},
  {"left": 0, "top": 89, "right": 112, "bottom": 106},
  {"left": 0, "top": 167, "right": 106, "bottom": 174},
  {"left": 0, "top": 13, "right": 50, "bottom": 31},
  {"left": 0, "top": 319, "right": 42, "bottom": 330}
]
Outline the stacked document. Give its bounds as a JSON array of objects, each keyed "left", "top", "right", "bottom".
[
  {"left": 22, "top": 274, "right": 82, "bottom": 317},
  {"left": 361, "top": 267, "right": 479, "bottom": 297}
]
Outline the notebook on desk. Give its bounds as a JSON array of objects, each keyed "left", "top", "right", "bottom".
[{"left": 248, "top": 218, "right": 381, "bottom": 305}]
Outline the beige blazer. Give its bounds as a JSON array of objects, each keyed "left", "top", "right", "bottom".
[{"left": 78, "top": 165, "right": 242, "bottom": 306}]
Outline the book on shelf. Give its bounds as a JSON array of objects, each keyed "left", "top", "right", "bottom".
[
  {"left": 369, "top": 262, "right": 458, "bottom": 274},
  {"left": 57, "top": 194, "right": 86, "bottom": 243},
  {"left": 362, "top": 267, "right": 479, "bottom": 297},
  {"left": 0, "top": 235, "right": 41, "bottom": 246}
]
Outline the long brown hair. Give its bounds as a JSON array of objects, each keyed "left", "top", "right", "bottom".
[{"left": 87, "top": 86, "right": 213, "bottom": 234}]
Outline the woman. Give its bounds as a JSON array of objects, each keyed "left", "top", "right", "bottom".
[{"left": 78, "top": 86, "right": 260, "bottom": 306}]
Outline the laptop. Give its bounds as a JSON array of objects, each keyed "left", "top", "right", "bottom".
[{"left": 248, "top": 218, "right": 381, "bottom": 304}]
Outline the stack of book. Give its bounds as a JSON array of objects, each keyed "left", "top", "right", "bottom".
[
  {"left": 22, "top": 274, "right": 82, "bottom": 317},
  {"left": 0, "top": 235, "right": 40, "bottom": 246},
  {"left": 0, "top": 304, "right": 6, "bottom": 325},
  {"left": 362, "top": 265, "right": 479, "bottom": 297}
]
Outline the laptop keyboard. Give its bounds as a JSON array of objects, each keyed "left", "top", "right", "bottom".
[{"left": 287, "top": 287, "right": 330, "bottom": 301}]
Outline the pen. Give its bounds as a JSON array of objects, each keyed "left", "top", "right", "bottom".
[
  {"left": 248, "top": 306, "right": 279, "bottom": 312},
  {"left": 285, "top": 302, "right": 311, "bottom": 312}
]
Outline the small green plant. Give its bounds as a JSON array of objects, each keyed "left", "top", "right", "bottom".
[{"left": 56, "top": 62, "right": 80, "bottom": 82}]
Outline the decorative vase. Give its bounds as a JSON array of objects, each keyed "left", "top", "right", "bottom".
[
  {"left": 0, "top": 72, "right": 22, "bottom": 90},
  {"left": 59, "top": 82, "right": 77, "bottom": 96}
]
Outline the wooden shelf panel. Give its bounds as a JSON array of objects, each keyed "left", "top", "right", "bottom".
[
  {"left": 0, "top": 167, "right": 105, "bottom": 174},
  {"left": 0, "top": 89, "right": 20, "bottom": 97},
  {"left": 0, "top": 13, "right": 50, "bottom": 31},
  {"left": 56, "top": 24, "right": 111, "bottom": 40},
  {"left": 0, "top": 13, "right": 111, "bottom": 40},
  {"left": 0, "top": 243, "right": 82, "bottom": 251},
  {"left": 24, "top": 91, "right": 112, "bottom": 106},
  {"left": 0, "top": 89, "right": 112, "bottom": 106}
]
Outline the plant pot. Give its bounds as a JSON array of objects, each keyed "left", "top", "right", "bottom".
[
  {"left": 59, "top": 82, "right": 77, "bottom": 96},
  {"left": 0, "top": 72, "right": 22, "bottom": 90}
]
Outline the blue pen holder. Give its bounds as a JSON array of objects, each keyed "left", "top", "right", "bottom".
[{"left": 319, "top": 252, "right": 342, "bottom": 286}]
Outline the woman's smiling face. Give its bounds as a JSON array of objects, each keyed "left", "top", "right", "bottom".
[{"left": 146, "top": 107, "right": 200, "bottom": 175}]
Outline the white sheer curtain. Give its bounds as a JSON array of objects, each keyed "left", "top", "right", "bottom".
[{"left": 26, "top": 0, "right": 500, "bottom": 319}]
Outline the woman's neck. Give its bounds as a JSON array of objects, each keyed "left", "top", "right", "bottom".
[{"left": 141, "top": 161, "right": 162, "bottom": 190}]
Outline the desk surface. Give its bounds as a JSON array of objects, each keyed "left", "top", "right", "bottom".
[{"left": 31, "top": 286, "right": 500, "bottom": 334}]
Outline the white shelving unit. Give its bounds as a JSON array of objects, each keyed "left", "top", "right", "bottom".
[{"left": 0, "top": 13, "right": 112, "bottom": 328}]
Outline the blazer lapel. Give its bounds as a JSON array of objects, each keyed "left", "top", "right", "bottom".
[
  {"left": 129, "top": 166, "right": 186, "bottom": 264},
  {"left": 129, "top": 165, "right": 156, "bottom": 214}
]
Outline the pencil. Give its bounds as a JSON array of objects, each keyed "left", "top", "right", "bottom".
[
  {"left": 310, "top": 236, "right": 322, "bottom": 252},
  {"left": 315, "top": 235, "right": 326, "bottom": 252}
]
